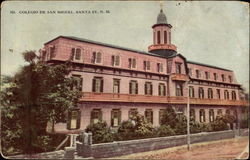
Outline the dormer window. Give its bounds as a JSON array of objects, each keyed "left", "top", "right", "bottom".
[
  {"left": 188, "top": 68, "right": 192, "bottom": 76},
  {"left": 214, "top": 73, "right": 217, "bottom": 81},
  {"left": 196, "top": 70, "right": 200, "bottom": 78},
  {"left": 157, "top": 63, "right": 163, "bottom": 72},
  {"left": 176, "top": 63, "right": 182, "bottom": 74},
  {"left": 221, "top": 74, "right": 225, "bottom": 82},
  {"left": 92, "top": 52, "right": 102, "bottom": 64},
  {"left": 71, "top": 48, "right": 82, "bottom": 61},
  {"left": 128, "top": 58, "right": 136, "bottom": 69},
  {"left": 144, "top": 61, "right": 151, "bottom": 71},
  {"left": 228, "top": 75, "right": 232, "bottom": 83},
  {"left": 205, "top": 71, "right": 210, "bottom": 79},
  {"left": 111, "top": 55, "right": 120, "bottom": 66}
]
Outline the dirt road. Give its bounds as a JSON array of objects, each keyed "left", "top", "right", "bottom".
[{"left": 115, "top": 136, "right": 249, "bottom": 160}]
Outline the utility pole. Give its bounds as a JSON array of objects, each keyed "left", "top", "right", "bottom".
[{"left": 187, "top": 82, "right": 191, "bottom": 150}]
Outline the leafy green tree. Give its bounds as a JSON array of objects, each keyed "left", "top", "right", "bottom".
[{"left": 1, "top": 51, "right": 81, "bottom": 155}]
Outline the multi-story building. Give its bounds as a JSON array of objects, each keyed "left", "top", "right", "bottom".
[{"left": 40, "top": 9, "right": 248, "bottom": 132}]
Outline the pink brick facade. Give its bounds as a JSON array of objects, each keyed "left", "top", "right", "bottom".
[{"left": 41, "top": 9, "right": 247, "bottom": 133}]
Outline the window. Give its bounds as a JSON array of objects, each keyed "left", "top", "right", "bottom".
[
  {"left": 159, "top": 109, "right": 165, "bottom": 125},
  {"left": 205, "top": 72, "right": 210, "bottom": 79},
  {"left": 129, "top": 80, "right": 138, "bottom": 94},
  {"left": 208, "top": 88, "right": 213, "bottom": 99},
  {"left": 157, "top": 31, "right": 161, "bottom": 44},
  {"left": 92, "top": 52, "right": 102, "bottom": 64},
  {"left": 129, "top": 108, "right": 138, "bottom": 119},
  {"left": 232, "top": 91, "right": 236, "bottom": 100},
  {"left": 164, "top": 31, "right": 167, "bottom": 44},
  {"left": 228, "top": 76, "right": 232, "bottom": 83},
  {"left": 91, "top": 109, "right": 102, "bottom": 124},
  {"left": 176, "top": 63, "right": 182, "bottom": 74},
  {"left": 167, "top": 61, "right": 172, "bottom": 73},
  {"left": 92, "top": 77, "right": 103, "bottom": 93},
  {"left": 113, "top": 79, "right": 120, "bottom": 93},
  {"left": 145, "top": 82, "right": 153, "bottom": 95},
  {"left": 224, "top": 90, "right": 229, "bottom": 99},
  {"left": 128, "top": 58, "right": 136, "bottom": 69},
  {"left": 144, "top": 61, "right": 151, "bottom": 71},
  {"left": 214, "top": 73, "right": 217, "bottom": 80},
  {"left": 67, "top": 109, "right": 81, "bottom": 130},
  {"left": 158, "top": 83, "right": 166, "bottom": 96},
  {"left": 216, "top": 89, "right": 221, "bottom": 99},
  {"left": 226, "top": 109, "right": 230, "bottom": 115},
  {"left": 71, "top": 75, "right": 83, "bottom": 91},
  {"left": 190, "top": 109, "right": 196, "bottom": 121},
  {"left": 209, "top": 109, "right": 215, "bottom": 122},
  {"left": 188, "top": 68, "right": 192, "bottom": 76},
  {"left": 196, "top": 70, "right": 200, "bottom": 78},
  {"left": 157, "top": 63, "right": 163, "bottom": 72},
  {"left": 198, "top": 87, "right": 204, "bottom": 99},
  {"left": 199, "top": 109, "right": 206, "bottom": 123},
  {"left": 176, "top": 83, "right": 183, "bottom": 96},
  {"left": 221, "top": 74, "right": 225, "bottom": 82},
  {"left": 217, "top": 109, "right": 222, "bottom": 116},
  {"left": 111, "top": 109, "right": 121, "bottom": 127},
  {"left": 71, "top": 48, "right": 81, "bottom": 61},
  {"left": 189, "top": 86, "right": 195, "bottom": 98},
  {"left": 145, "top": 109, "right": 153, "bottom": 124},
  {"left": 112, "top": 55, "right": 120, "bottom": 66}
]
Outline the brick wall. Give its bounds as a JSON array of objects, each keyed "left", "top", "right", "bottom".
[{"left": 77, "top": 129, "right": 248, "bottom": 158}]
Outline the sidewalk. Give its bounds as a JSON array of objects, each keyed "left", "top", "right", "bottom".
[{"left": 113, "top": 136, "right": 248, "bottom": 160}]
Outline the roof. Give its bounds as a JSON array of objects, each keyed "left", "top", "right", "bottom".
[
  {"left": 44, "top": 36, "right": 165, "bottom": 58},
  {"left": 187, "top": 60, "right": 232, "bottom": 72},
  {"left": 157, "top": 9, "right": 167, "bottom": 24}
]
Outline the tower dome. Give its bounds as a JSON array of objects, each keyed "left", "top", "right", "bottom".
[{"left": 157, "top": 9, "right": 167, "bottom": 24}]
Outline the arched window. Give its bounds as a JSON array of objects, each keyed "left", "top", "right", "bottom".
[
  {"left": 189, "top": 86, "right": 195, "bottom": 98},
  {"left": 157, "top": 31, "right": 161, "bottom": 44},
  {"left": 199, "top": 109, "right": 206, "bottom": 123},
  {"left": 209, "top": 109, "right": 214, "bottom": 122}
]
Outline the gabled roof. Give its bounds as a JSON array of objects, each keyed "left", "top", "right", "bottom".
[
  {"left": 187, "top": 60, "right": 232, "bottom": 72},
  {"left": 44, "top": 36, "right": 164, "bottom": 58}
]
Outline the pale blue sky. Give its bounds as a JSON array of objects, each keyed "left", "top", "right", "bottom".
[{"left": 1, "top": 1, "right": 249, "bottom": 92}]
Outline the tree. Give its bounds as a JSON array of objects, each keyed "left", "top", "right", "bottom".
[{"left": 1, "top": 51, "right": 81, "bottom": 155}]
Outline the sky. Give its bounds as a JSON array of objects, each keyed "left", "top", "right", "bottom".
[{"left": 1, "top": 1, "right": 249, "bottom": 92}]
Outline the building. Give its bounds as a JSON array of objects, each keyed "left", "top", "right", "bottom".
[{"left": 40, "top": 9, "right": 248, "bottom": 132}]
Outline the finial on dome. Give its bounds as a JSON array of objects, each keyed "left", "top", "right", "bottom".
[{"left": 156, "top": 8, "right": 167, "bottom": 24}]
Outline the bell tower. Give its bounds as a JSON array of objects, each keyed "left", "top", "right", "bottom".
[{"left": 148, "top": 9, "right": 177, "bottom": 57}]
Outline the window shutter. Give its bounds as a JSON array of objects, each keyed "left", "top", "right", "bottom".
[
  {"left": 118, "top": 110, "right": 121, "bottom": 125},
  {"left": 71, "top": 48, "right": 75, "bottom": 61},
  {"left": 136, "top": 83, "right": 138, "bottom": 94},
  {"left": 164, "top": 85, "right": 166, "bottom": 96},
  {"left": 129, "top": 82, "right": 132, "bottom": 94},
  {"left": 150, "top": 84, "right": 153, "bottom": 95},
  {"left": 144, "top": 83, "right": 147, "bottom": 95},
  {"left": 151, "top": 110, "right": 153, "bottom": 124},
  {"left": 91, "top": 110, "right": 94, "bottom": 124},
  {"left": 76, "top": 110, "right": 81, "bottom": 129},
  {"left": 158, "top": 84, "right": 161, "bottom": 95},
  {"left": 143, "top": 61, "right": 146, "bottom": 70},
  {"left": 111, "top": 55, "right": 115, "bottom": 66},
  {"left": 67, "top": 110, "right": 72, "bottom": 130},
  {"left": 92, "top": 78, "right": 96, "bottom": 92},
  {"left": 133, "top": 59, "right": 136, "bottom": 68},
  {"left": 111, "top": 110, "right": 114, "bottom": 126},
  {"left": 99, "top": 110, "right": 103, "bottom": 121},
  {"left": 100, "top": 79, "right": 104, "bottom": 92},
  {"left": 92, "top": 52, "right": 96, "bottom": 63}
]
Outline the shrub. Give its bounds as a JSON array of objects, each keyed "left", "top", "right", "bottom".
[
  {"left": 155, "top": 125, "right": 175, "bottom": 137},
  {"left": 85, "top": 121, "right": 113, "bottom": 144}
]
